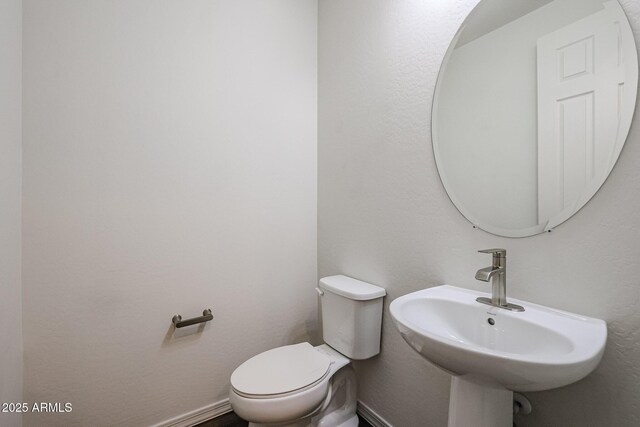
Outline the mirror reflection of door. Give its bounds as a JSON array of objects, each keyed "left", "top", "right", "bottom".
[
  {"left": 432, "top": 0, "right": 638, "bottom": 237},
  {"left": 537, "top": 1, "right": 634, "bottom": 229}
]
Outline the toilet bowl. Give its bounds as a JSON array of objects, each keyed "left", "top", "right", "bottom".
[
  {"left": 229, "top": 275, "right": 386, "bottom": 427},
  {"left": 230, "top": 344, "right": 355, "bottom": 426}
]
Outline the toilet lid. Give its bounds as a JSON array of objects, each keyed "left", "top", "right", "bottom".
[{"left": 231, "top": 343, "right": 331, "bottom": 396}]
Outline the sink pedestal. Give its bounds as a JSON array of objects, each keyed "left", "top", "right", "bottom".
[{"left": 448, "top": 376, "right": 512, "bottom": 427}]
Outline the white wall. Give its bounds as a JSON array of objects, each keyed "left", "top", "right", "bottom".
[
  {"left": 318, "top": 0, "right": 640, "bottom": 426},
  {"left": 22, "top": 1, "right": 317, "bottom": 425},
  {"left": 0, "top": 0, "right": 23, "bottom": 426}
]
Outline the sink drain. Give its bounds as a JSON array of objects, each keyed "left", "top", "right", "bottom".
[{"left": 487, "top": 318, "right": 495, "bottom": 325}]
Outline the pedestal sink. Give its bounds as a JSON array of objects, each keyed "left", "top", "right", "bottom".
[{"left": 389, "top": 285, "right": 606, "bottom": 427}]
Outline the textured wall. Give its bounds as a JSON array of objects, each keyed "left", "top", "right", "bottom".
[
  {"left": 0, "top": 0, "right": 23, "bottom": 426},
  {"left": 318, "top": 0, "right": 640, "bottom": 426},
  {"left": 22, "top": 1, "right": 317, "bottom": 425}
]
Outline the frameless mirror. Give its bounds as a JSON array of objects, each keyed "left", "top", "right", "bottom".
[{"left": 432, "top": 0, "right": 638, "bottom": 237}]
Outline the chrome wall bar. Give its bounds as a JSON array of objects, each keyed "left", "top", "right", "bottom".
[{"left": 172, "top": 309, "right": 213, "bottom": 328}]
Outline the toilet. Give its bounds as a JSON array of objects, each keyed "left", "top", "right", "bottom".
[{"left": 229, "top": 275, "right": 386, "bottom": 426}]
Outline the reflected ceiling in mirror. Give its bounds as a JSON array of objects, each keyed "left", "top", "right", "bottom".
[{"left": 432, "top": 0, "right": 638, "bottom": 237}]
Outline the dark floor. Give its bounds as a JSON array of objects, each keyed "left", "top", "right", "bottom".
[
  {"left": 195, "top": 411, "right": 373, "bottom": 427},
  {"left": 195, "top": 411, "right": 247, "bottom": 427}
]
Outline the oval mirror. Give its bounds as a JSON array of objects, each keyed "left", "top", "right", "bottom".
[{"left": 432, "top": 0, "right": 638, "bottom": 237}]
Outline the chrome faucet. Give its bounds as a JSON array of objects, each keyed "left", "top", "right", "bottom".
[{"left": 475, "top": 249, "right": 524, "bottom": 312}]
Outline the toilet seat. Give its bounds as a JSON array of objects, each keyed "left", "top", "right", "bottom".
[
  {"left": 231, "top": 343, "right": 332, "bottom": 398},
  {"left": 229, "top": 343, "right": 339, "bottom": 424}
]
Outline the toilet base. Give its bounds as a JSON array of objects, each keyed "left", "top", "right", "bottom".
[
  {"left": 248, "top": 418, "right": 357, "bottom": 427},
  {"left": 247, "top": 418, "right": 357, "bottom": 427},
  {"left": 314, "top": 362, "right": 357, "bottom": 427},
  {"left": 247, "top": 361, "right": 357, "bottom": 427},
  {"left": 249, "top": 420, "right": 310, "bottom": 427},
  {"left": 327, "top": 414, "right": 358, "bottom": 427}
]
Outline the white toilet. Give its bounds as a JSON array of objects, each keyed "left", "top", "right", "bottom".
[{"left": 229, "top": 275, "right": 386, "bottom": 427}]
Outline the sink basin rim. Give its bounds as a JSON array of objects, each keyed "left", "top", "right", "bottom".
[{"left": 390, "top": 285, "right": 607, "bottom": 367}]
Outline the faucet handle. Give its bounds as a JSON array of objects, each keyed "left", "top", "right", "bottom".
[{"left": 478, "top": 248, "right": 506, "bottom": 257}]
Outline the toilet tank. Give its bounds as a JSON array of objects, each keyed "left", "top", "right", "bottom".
[{"left": 318, "top": 275, "right": 386, "bottom": 360}]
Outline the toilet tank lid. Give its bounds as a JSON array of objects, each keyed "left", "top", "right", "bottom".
[{"left": 319, "top": 275, "right": 386, "bottom": 300}]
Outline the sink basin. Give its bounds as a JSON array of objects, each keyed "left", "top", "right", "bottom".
[{"left": 390, "top": 285, "right": 606, "bottom": 426}]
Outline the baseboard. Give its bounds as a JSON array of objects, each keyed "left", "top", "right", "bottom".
[
  {"left": 150, "top": 399, "right": 232, "bottom": 427},
  {"left": 357, "top": 400, "right": 392, "bottom": 427},
  {"left": 152, "top": 397, "right": 389, "bottom": 427}
]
